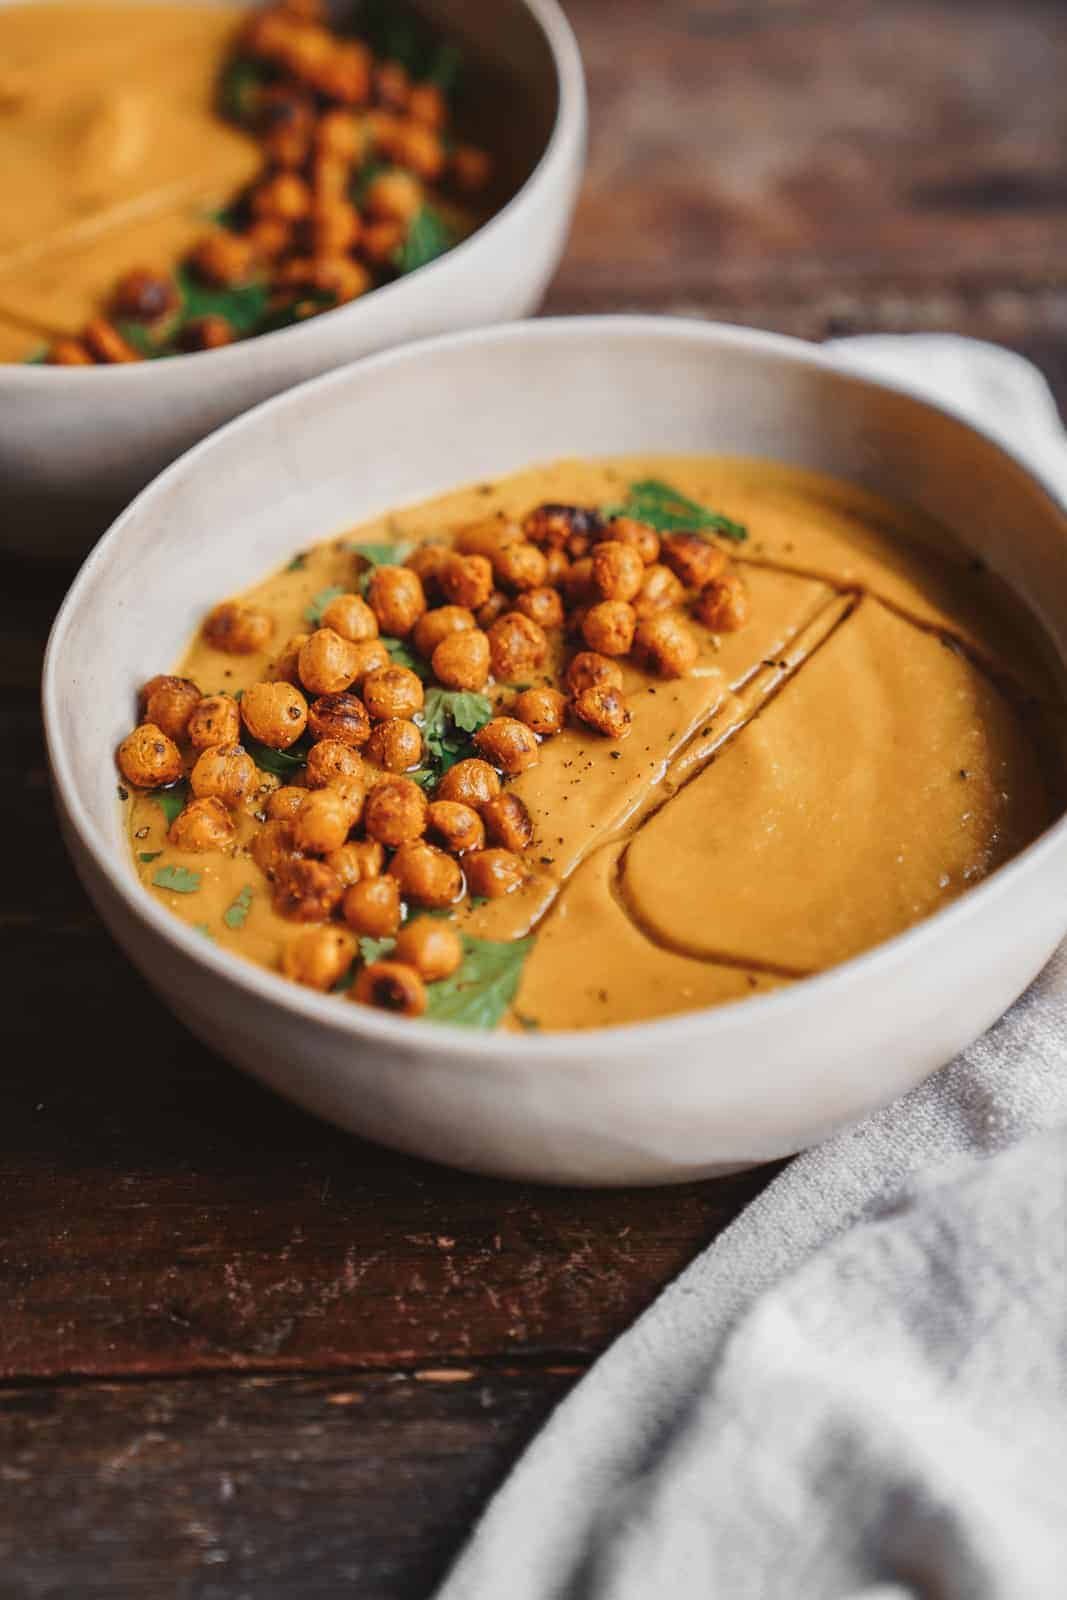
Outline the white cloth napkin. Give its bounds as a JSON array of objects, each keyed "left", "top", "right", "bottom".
[{"left": 435, "top": 337, "right": 1067, "bottom": 1600}]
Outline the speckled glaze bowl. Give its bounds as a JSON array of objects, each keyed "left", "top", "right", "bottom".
[
  {"left": 43, "top": 318, "right": 1067, "bottom": 1184},
  {"left": 1, "top": 0, "right": 585, "bottom": 561}
]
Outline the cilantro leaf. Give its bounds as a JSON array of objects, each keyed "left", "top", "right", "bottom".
[
  {"left": 155, "top": 783, "right": 189, "bottom": 828},
  {"left": 174, "top": 263, "right": 269, "bottom": 339},
  {"left": 396, "top": 206, "right": 453, "bottom": 275},
  {"left": 304, "top": 584, "right": 347, "bottom": 625},
  {"left": 384, "top": 636, "right": 431, "bottom": 681},
  {"left": 602, "top": 478, "right": 747, "bottom": 541},
  {"left": 424, "top": 935, "right": 533, "bottom": 1029},
  {"left": 244, "top": 730, "right": 312, "bottom": 777},
  {"left": 223, "top": 885, "right": 255, "bottom": 930},
  {"left": 417, "top": 687, "right": 493, "bottom": 783},
  {"left": 152, "top": 864, "right": 201, "bottom": 894},
  {"left": 359, "top": 935, "right": 397, "bottom": 964},
  {"left": 350, "top": 540, "right": 416, "bottom": 595},
  {"left": 138, "top": 851, "right": 163, "bottom": 864}
]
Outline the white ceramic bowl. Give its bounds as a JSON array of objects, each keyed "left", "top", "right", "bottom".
[
  {"left": 43, "top": 317, "right": 1067, "bottom": 1185},
  {"left": 2, "top": 0, "right": 585, "bottom": 562}
]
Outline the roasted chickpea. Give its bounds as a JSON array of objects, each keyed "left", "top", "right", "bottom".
[
  {"left": 427, "top": 799, "right": 485, "bottom": 855},
  {"left": 474, "top": 716, "right": 540, "bottom": 775},
  {"left": 259, "top": 88, "right": 315, "bottom": 167},
  {"left": 307, "top": 198, "right": 361, "bottom": 256},
  {"left": 203, "top": 601, "right": 273, "bottom": 655},
  {"left": 282, "top": 925, "right": 357, "bottom": 991},
  {"left": 167, "top": 795, "right": 236, "bottom": 852},
  {"left": 592, "top": 540, "right": 644, "bottom": 603},
  {"left": 113, "top": 268, "right": 177, "bottom": 322},
  {"left": 326, "top": 837, "right": 383, "bottom": 886},
  {"left": 252, "top": 818, "right": 301, "bottom": 879},
  {"left": 310, "top": 38, "right": 372, "bottom": 103},
  {"left": 522, "top": 503, "right": 602, "bottom": 550},
  {"left": 189, "top": 231, "right": 256, "bottom": 287},
  {"left": 347, "top": 639, "right": 392, "bottom": 683},
  {"left": 272, "top": 856, "right": 343, "bottom": 921},
  {"left": 246, "top": 217, "right": 292, "bottom": 262},
  {"left": 434, "top": 757, "right": 500, "bottom": 808},
  {"left": 573, "top": 684, "right": 632, "bottom": 740},
  {"left": 582, "top": 600, "right": 636, "bottom": 658},
  {"left": 487, "top": 612, "right": 548, "bottom": 680},
  {"left": 432, "top": 629, "right": 491, "bottom": 692},
  {"left": 492, "top": 541, "right": 548, "bottom": 593},
  {"left": 633, "top": 563, "right": 685, "bottom": 619},
  {"left": 454, "top": 516, "right": 524, "bottom": 559},
  {"left": 342, "top": 874, "right": 402, "bottom": 938},
  {"left": 661, "top": 532, "right": 727, "bottom": 590},
  {"left": 362, "top": 664, "right": 424, "bottom": 721},
  {"left": 363, "top": 775, "right": 428, "bottom": 847},
  {"left": 267, "top": 785, "right": 307, "bottom": 820},
  {"left": 544, "top": 547, "right": 570, "bottom": 586},
  {"left": 184, "top": 694, "right": 241, "bottom": 754},
  {"left": 292, "top": 786, "right": 352, "bottom": 854},
  {"left": 514, "top": 686, "right": 566, "bottom": 737},
  {"left": 413, "top": 604, "right": 475, "bottom": 659},
  {"left": 359, "top": 217, "right": 406, "bottom": 264},
  {"left": 351, "top": 959, "right": 426, "bottom": 1016},
  {"left": 241, "top": 680, "right": 308, "bottom": 749},
  {"left": 480, "top": 791, "right": 533, "bottom": 852},
  {"left": 407, "top": 81, "right": 447, "bottom": 129},
  {"left": 117, "top": 723, "right": 183, "bottom": 789},
  {"left": 694, "top": 572, "right": 751, "bottom": 632},
  {"left": 253, "top": 170, "right": 313, "bottom": 222},
  {"left": 366, "top": 717, "right": 423, "bottom": 773},
  {"left": 307, "top": 691, "right": 372, "bottom": 747},
  {"left": 367, "top": 565, "right": 426, "bottom": 637},
  {"left": 46, "top": 337, "right": 94, "bottom": 366},
  {"left": 320, "top": 592, "right": 379, "bottom": 642},
  {"left": 515, "top": 586, "right": 564, "bottom": 630},
  {"left": 394, "top": 120, "right": 445, "bottom": 181},
  {"left": 326, "top": 773, "right": 366, "bottom": 827},
  {"left": 317, "top": 107, "right": 363, "bottom": 160},
  {"left": 633, "top": 613, "right": 699, "bottom": 678},
  {"left": 364, "top": 169, "right": 423, "bottom": 223},
  {"left": 275, "top": 254, "right": 371, "bottom": 303},
  {"left": 464, "top": 848, "right": 526, "bottom": 899},
  {"left": 299, "top": 628, "right": 359, "bottom": 695},
  {"left": 177, "top": 315, "right": 234, "bottom": 352},
  {"left": 271, "top": 633, "right": 310, "bottom": 685},
  {"left": 394, "top": 918, "right": 463, "bottom": 982},
  {"left": 440, "top": 552, "right": 494, "bottom": 611},
  {"left": 475, "top": 591, "right": 510, "bottom": 630},
  {"left": 304, "top": 739, "right": 364, "bottom": 789},
  {"left": 190, "top": 743, "right": 257, "bottom": 808},
  {"left": 451, "top": 143, "right": 492, "bottom": 192},
  {"left": 566, "top": 651, "right": 623, "bottom": 696},
  {"left": 601, "top": 516, "right": 660, "bottom": 565},
  {"left": 405, "top": 543, "right": 451, "bottom": 601},
  {"left": 563, "top": 557, "right": 596, "bottom": 607},
  {"left": 373, "top": 56, "right": 410, "bottom": 108},
  {"left": 140, "top": 675, "right": 201, "bottom": 742},
  {"left": 390, "top": 839, "right": 464, "bottom": 908}
]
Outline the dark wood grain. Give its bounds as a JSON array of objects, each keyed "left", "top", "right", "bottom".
[{"left": 3, "top": 0, "right": 1067, "bottom": 1592}]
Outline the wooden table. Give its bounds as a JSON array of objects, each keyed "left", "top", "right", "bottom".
[{"left": 4, "top": 2, "right": 1066, "bottom": 1592}]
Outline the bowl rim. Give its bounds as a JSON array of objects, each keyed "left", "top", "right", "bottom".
[
  {"left": 42, "top": 313, "right": 1067, "bottom": 1063},
  {"left": 5, "top": 0, "right": 585, "bottom": 384}
]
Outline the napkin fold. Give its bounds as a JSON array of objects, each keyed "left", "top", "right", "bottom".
[{"left": 435, "top": 337, "right": 1067, "bottom": 1600}]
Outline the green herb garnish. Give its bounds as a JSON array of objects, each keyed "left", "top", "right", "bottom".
[
  {"left": 223, "top": 885, "right": 255, "bottom": 930},
  {"left": 155, "top": 783, "right": 189, "bottom": 828},
  {"left": 350, "top": 541, "right": 416, "bottom": 595},
  {"left": 287, "top": 553, "right": 308, "bottom": 572},
  {"left": 175, "top": 263, "right": 270, "bottom": 339},
  {"left": 359, "top": 935, "right": 397, "bottom": 965},
  {"left": 138, "top": 851, "right": 163, "bottom": 864},
  {"left": 152, "top": 864, "right": 201, "bottom": 895},
  {"left": 424, "top": 935, "right": 534, "bottom": 1029},
  {"left": 217, "top": 56, "right": 268, "bottom": 128},
  {"left": 244, "top": 731, "right": 312, "bottom": 778},
  {"left": 304, "top": 584, "right": 347, "bottom": 626},
  {"left": 396, "top": 206, "right": 453, "bottom": 275},
  {"left": 417, "top": 687, "right": 493, "bottom": 783},
  {"left": 602, "top": 478, "right": 747, "bottom": 541},
  {"left": 384, "top": 636, "right": 431, "bottom": 680}
]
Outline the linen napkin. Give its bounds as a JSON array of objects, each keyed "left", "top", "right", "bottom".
[{"left": 435, "top": 336, "right": 1067, "bottom": 1600}]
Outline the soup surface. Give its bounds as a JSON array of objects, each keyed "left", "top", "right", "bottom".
[{"left": 121, "top": 455, "right": 1064, "bottom": 1032}]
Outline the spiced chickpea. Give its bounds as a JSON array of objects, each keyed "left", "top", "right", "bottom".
[
  {"left": 276, "top": 255, "right": 371, "bottom": 304},
  {"left": 189, "top": 231, "right": 256, "bottom": 287},
  {"left": 330, "top": 774, "right": 366, "bottom": 827},
  {"left": 272, "top": 856, "right": 343, "bottom": 921},
  {"left": 440, "top": 553, "right": 494, "bottom": 611},
  {"left": 304, "top": 739, "right": 364, "bottom": 788},
  {"left": 427, "top": 800, "right": 484, "bottom": 855},
  {"left": 393, "top": 919, "right": 464, "bottom": 988},
  {"left": 465, "top": 848, "right": 526, "bottom": 899},
  {"left": 523, "top": 503, "right": 602, "bottom": 551},
  {"left": 407, "top": 81, "right": 447, "bottom": 129},
  {"left": 455, "top": 516, "right": 524, "bottom": 559},
  {"left": 634, "top": 613, "right": 699, "bottom": 678},
  {"left": 476, "top": 591, "right": 510, "bottom": 630},
  {"left": 543, "top": 547, "right": 570, "bottom": 587},
  {"left": 395, "top": 121, "right": 445, "bottom": 181},
  {"left": 299, "top": 628, "right": 359, "bottom": 695},
  {"left": 167, "top": 796, "right": 236, "bottom": 852},
  {"left": 190, "top": 744, "right": 257, "bottom": 808},
  {"left": 252, "top": 819, "right": 300, "bottom": 879},
  {"left": 203, "top": 601, "right": 273, "bottom": 655},
  {"left": 405, "top": 544, "right": 451, "bottom": 600},
  {"left": 352, "top": 960, "right": 426, "bottom": 1016},
  {"left": 140, "top": 675, "right": 201, "bottom": 742},
  {"left": 694, "top": 572, "right": 751, "bottom": 632},
  {"left": 282, "top": 926, "right": 357, "bottom": 991},
  {"left": 487, "top": 612, "right": 548, "bottom": 680},
  {"left": 246, "top": 217, "right": 291, "bottom": 262},
  {"left": 117, "top": 724, "right": 183, "bottom": 790},
  {"left": 307, "top": 691, "right": 372, "bottom": 747},
  {"left": 481, "top": 792, "right": 533, "bottom": 852},
  {"left": 563, "top": 557, "right": 596, "bottom": 607},
  {"left": 582, "top": 601, "right": 636, "bottom": 658},
  {"left": 307, "top": 198, "right": 361, "bottom": 256},
  {"left": 633, "top": 563, "right": 685, "bottom": 619},
  {"left": 515, "top": 686, "right": 566, "bottom": 737},
  {"left": 267, "top": 785, "right": 307, "bottom": 821},
  {"left": 592, "top": 541, "right": 644, "bottom": 604},
  {"left": 434, "top": 758, "right": 501, "bottom": 808},
  {"left": 241, "top": 680, "right": 308, "bottom": 749},
  {"left": 515, "top": 587, "right": 564, "bottom": 631},
  {"left": 316, "top": 106, "right": 363, "bottom": 161},
  {"left": 348, "top": 639, "right": 391, "bottom": 684},
  {"left": 272, "top": 633, "right": 310, "bottom": 685},
  {"left": 326, "top": 838, "right": 384, "bottom": 886},
  {"left": 320, "top": 592, "right": 379, "bottom": 642},
  {"left": 360, "top": 218, "right": 406, "bottom": 264},
  {"left": 602, "top": 517, "right": 660, "bottom": 565},
  {"left": 390, "top": 839, "right": 464, "bottom": 909},
  {"left": 362, "top": 665, "right": 424, "bottom": 721},
  {"left": 366, "top": 717, "right": 423, "bottom": 773},
  {"left": 177, "top": 315, "right": 234, "bottom": 353},
  {"left": 342, "top": 875, "right": 402, "bottom": 938},
  {"left": 363, "top": 776, "right": 428, "bottom": 847},
  {"left": 413, "top": 604, "right": 474, "bottom": 659},
  {"left": 432, "top": 629, "right": 491, "bottom": 693},
  {"left": 474, "top": 716, "right": 540, "bottom": 775},
  {"left": 373, "top": 57, "right": 410, "bottom": 108},
  {"left": 253, "top": 170, "right": 313, "bottom": 222},
  {"left": 492, "top": 542, "right": 548, "bottom": 594},
  {"left": 185, "top": 690, "right": 239, "bottom": 751},
  {"left": 574, "top": 684, "right": 632, "bottom": 740},
  {"left": 367, "top": 566, "right": 426, "bottom": 637},
  {"left": 566, "top": 651, "right": 623, "bottom": 696},
  {"left": 293, "top": 786, "right": 352, "bottom": 854},
  {"left": 661, "top": 532, "right": 727, "bottom": 590},
  {"left": 364, "top": 169, "right": 423, "bottom": 223}
]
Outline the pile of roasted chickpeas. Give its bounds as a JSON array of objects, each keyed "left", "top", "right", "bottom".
[
  {"left": 117, "top": 502, "right": 751, "bottom": 1016},
  {"left": 44, "top": 0, "right": 490, "bottom": 365}
]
